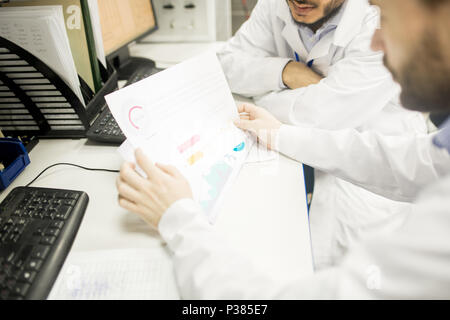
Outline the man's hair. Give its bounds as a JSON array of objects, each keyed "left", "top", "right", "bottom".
[{"left": 420, "top": 0, "right": 447, "bottom": 7}]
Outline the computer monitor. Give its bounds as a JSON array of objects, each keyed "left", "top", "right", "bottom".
[{"left": 97, "top": 0, "right": 158, "bottom": 80}]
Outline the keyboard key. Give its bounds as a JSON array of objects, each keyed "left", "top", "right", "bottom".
[
  {"left": 5, "top": 277, "right": 16, "bottom": 290},
  {"left": 3, "top": 263, "right": 12, "bottom": 276},
  {"left": 10, "top": 266, "right": 22, "bottom": 279},
  {"left": 19, "top": 270, "right": 36, "bottom": 284},
  {"left": 13, "top": 234, "right": 21, "bottom": 243},
  {"left": 68, "top": 193, "right": 79, "bottom": 200},
  {"left": 45, "top": 229, "right": 60, "bottom": 237},
  {"left": 40, "top": 236, "right": 56, "bottom": 246},
  {"left": 34, "top": 228, "right": 45, "bottom": 236},
  {"left": 31, "top": 245, "right": 50, "bottom": 260},
  {"left": 6, "top": 233, "right": 15, "bottom": 243},
  {"left": 63, "top": 199, "right": 76, "bottom": 206},
  {"left": 0, "top": 288, "right": 10, "bottom": 300},
  {"left": 12, "top": 209, "right": 21, "bottom": 217},
  {"left": 15, "top": 245, "right": 33, "bottom": 268},
  {"left": 52, "top": 199, "right": 62, "bottom": 206},
  {"left": 49, "top": 221, "right": 64, "bottom": 230},
  {"left": 12, "top": 282, "right": 30, "bottom": 297},
  {"left": 1, "top": 233, "right": 10, "bottom": 243},
  {"left": 55, "top": 206, "right": 72, "bottom": 220},
  {"left": 26, "top": 259, "right": 43, "bottom": 271}
]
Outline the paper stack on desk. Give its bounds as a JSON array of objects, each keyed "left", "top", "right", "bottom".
[
  {"left": 106, "top": 51, "right": 253, "bottom": 223},
  {"left": 48, "top": 248, "right": 180, "bottom": 300}
]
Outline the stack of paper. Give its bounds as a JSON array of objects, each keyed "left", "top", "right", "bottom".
[
  {"left": 0, "top": 6, "right": 85, "bottom": 105},
  {"left": 4, "top": 0, "right": 104, "bottom": 93},
  {"left": 48, "top": 248, "right": 180, "bottom": 300},
  {"left": 87, "top": 0, "right": 106, "bottom": 68},
  {"left": 107, "top": 51, "right": 253, "bottom": 224}
]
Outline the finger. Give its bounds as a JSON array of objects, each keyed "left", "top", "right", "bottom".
[
  {"left": 117, "top": 179, "right": 143, "bottom": 203},
  {"left": 119, "top": 195, "right": 160, "bottom": 228},
  {"left": 237, "top": 103, "right": 257, "bottom": 115},
  {"left": 239, "top": 115, "right": 251, "bottom": 121},
  {"left": 234, "top": 119, "right": 256, "bottom": 132},
  {"left": 118, "top": 195, "right": 140, "bottom": 214},
  {"left": 155, "top": 163, "right": 182, "bottom": 178},
  {"left": 135, "top": 149, "right": 161, "bottom": 182},
  {"left": 115, "top": 176, "right": 122, "bottom": 190},
  {"left": 120, "top": 162, "right": 148, "bottom": 191}
]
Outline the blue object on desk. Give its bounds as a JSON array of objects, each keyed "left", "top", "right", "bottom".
[{"left": 0, "top": 138, "right": 31, "bottom": 191}]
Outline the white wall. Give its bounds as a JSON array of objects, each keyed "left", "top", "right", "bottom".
[{"left": 144, "top": 0, "right": 232, "bottom": 42}]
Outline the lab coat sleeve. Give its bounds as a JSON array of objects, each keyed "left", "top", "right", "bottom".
[
  {"left": 276, "top": 124, "right": 450, "bottom": 202},
  {"left": 158, "top": 181, "right": 450, "bottom": 299},
  {"left": 254, "top": 16, "right": 396, "bottom": 130},
  {"left": 159, "top": 199, "right": 340, "bottom": 299},
  {"left": 217, "top": 0, "right": 292, "bottom": 97}
]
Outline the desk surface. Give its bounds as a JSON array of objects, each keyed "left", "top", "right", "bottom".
[
  {"left": 1, "top": 139, "right": 312, "bottom": 282},
  {"left": 130, "top": 41, "right": 313, "bottom": 281},
  {"left": 0, "top": 42, "right": 313, "bottom": 298}
]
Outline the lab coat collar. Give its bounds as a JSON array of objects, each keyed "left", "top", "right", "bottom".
[
  {"left": 277, "top": 0, "right": 369, "bottom": 60},
  {"left": 434, "top": 116, "right": 450, "bottom": 154},
  {"left": 278, "top": 1, "right": 309, "bottom": 61},
  {"left": 333, "top": 0, "right": 369, "bottom": 47}
]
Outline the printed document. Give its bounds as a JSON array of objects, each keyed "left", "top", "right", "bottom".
[
  {"left": 48, "top": 248, "right": 179, "bottom": 300},
  {"left": 106, "top": 51, "right": 252, "bottom": 223}
]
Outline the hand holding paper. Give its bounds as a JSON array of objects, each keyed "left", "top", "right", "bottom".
[
  {"left": 117, "top": 149, "right": 194, "bottom": 229},
  {"left": 106, "top": 51, "right": 253, "bottom": 223}
]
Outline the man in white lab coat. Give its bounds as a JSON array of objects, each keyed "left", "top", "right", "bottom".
[
  {"left": 218, "top": 0, "right": 427, "bottom": 269},
  {"left": 117, "top": 0, "right": 450, "bottom": 299}
]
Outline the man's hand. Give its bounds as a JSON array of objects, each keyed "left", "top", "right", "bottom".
[
  {"left": 117, "top": 149, "right": 193, "bottom": 229},
  {"left": 282, "top": 61, "right": 323, "bottom": 89},
  {"left": 234, "top": 103, "right": 282, "bottom": 150}
]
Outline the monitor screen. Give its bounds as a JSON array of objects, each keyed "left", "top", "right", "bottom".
[{"left": 97, "top": 0, "right": 157, "bottom": 56}]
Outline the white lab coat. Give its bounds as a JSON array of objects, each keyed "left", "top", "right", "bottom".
[
  {"left": 217, "top": 0, "right": 428, "bottom": 268},
  {"left": 277, "top": 125, "right": 450, "bottom": 202},
  {"left": 159, "top": 173, "right": 450, "bottom": 299}
]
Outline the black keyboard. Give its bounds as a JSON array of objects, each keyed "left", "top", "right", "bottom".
[
  {"left": 86, "top": 66, "right": 163, "bottom": 145},
  {"left": 86, "top": 106, "right": 125, "bottom": 144},
  {"left": 0, "top": 187, "right": 89, "bottom": 300}
]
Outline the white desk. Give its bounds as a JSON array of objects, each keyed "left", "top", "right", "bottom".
[
  {"left": 131, "top": 41, "right": 313, "bottom": 281},
  {"left": 0, "top": 42, "right": 313, "bottom": 298}
]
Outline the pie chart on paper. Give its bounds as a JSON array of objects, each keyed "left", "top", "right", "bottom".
[{"left": 128, "top": 106, "right": 145, "bottom": 130}]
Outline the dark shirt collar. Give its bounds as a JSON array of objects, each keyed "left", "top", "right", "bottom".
[{"left": 433, "top": 116, "right": 450, "bottom": 154}]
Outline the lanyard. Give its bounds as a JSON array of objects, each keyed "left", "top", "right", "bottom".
[{"left": 295, "top": 52, "right": 314, "bottom": 68}]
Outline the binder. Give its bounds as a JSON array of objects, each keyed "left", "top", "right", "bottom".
[
  {"left": 0, "top": 36, "right": 118, "bottom": 139},
  {"left": 80, "top": 0, "right": 103, "bottom": 92}
]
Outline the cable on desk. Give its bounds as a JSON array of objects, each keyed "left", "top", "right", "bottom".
[{"left": 25, "top": 163, "right": 120, "bottom": 187}]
